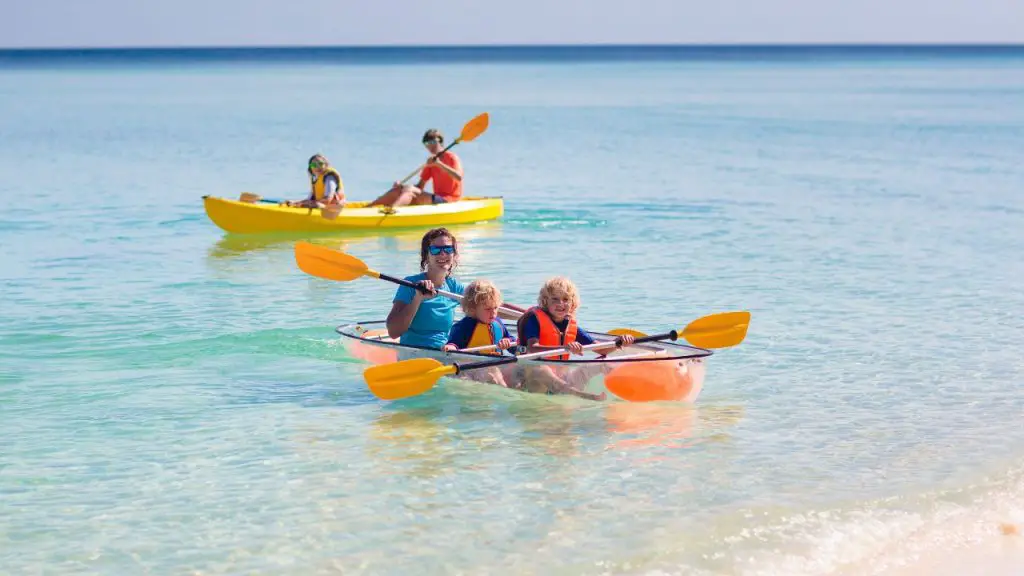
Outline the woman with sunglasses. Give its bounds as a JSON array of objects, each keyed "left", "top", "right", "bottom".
[
  {"left": 285, "top": 154, "right": 346, "bottom": 209},
  {"left": 369, "top": 129, "right": 463, "bottom": 208},
  {"left": 387, "top": 227, "right": 529, "bottom": 352},
  {"left": 385, "top": 228, "right": 467, "bottom": 349}
]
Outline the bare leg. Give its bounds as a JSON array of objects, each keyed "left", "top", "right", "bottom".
[
  {"left": 562, "top": 363, "right": 613, "bottom": 392},
  {"left": 521, "top": 365, "right": 608, "bottom": 401},
  {"left": 522, "top": 365, "right": 569, "bottom": 395},
  {"left": 566, "top": 389, "right": 607, "bottom": 401},
  {"left": 499, "top": 365, "right": 524, "bottom": 390},
  {"left": 367, "top": 184, "right": 401, "bottom": 207},
  {"left": 410, "top": 191, "right": 434, "bottom": 206},
  {"left": 484, "top": 367, "right": 508, "bottom": 388},
  {"left": 369, "top": 184, "right": 423, "bottom": 207}
]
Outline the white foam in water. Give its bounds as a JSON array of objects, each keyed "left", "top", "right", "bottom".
[{"left": 703, "top": 466, "right": 1024, "bottom": 576}]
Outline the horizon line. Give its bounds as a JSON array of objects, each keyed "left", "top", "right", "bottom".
[{"left": 3, "top": 42, "right": 1024, "bottom": 52}]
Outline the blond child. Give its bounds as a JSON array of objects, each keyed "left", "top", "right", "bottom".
[
  {"left": 443, "top": 280, "right": 517, "bottom": 387},
  {"left": 515, "top": 277, "right": 634, "bottom": 401}
]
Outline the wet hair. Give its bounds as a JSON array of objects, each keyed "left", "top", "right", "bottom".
[
  {"left": 461, "top": 279, "right": 503, "bottom": 315},
  {"left": 422, "top": 129, "right": 444, "bottom": 144},
  {"left": 538, "top": 276, "right": 580, "bottom": 314},
  {"left": 307, "top": 154, "right": 329, "bottom": 180},
  {"left": 419, "top": 227, "right": 459, "bottom": 275}
]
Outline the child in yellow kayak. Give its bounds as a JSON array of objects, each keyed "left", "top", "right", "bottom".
[
  {"left": 443, "top": 279, "right": 516, "bottom": 387},
  {"left": 285, "top": 154, "right": 346, "bottom": 209},
  {"left": 516, "top": 276, "right": 635, "bottom": 400}
]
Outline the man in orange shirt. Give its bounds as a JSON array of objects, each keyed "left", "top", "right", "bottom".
[{"left": 369, "top": 129, "right": 464, "bottom": 207}]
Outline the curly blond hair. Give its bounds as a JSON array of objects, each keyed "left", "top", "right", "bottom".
[
  {"left": 537, "top": 276, "right": 580, "bottom": 314},
  {"left": 461, "top": 279, "right": 503, "bottom": 315}
]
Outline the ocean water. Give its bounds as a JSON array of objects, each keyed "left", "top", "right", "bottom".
[{"left": 2, "top": 46, "right": 1023, "bottom": 575}]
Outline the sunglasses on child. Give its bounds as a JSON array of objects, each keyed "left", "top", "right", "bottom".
[
  {"left": 309, "top": 161, "right": 324, "bottom": 169},
  {"left": 428, "top": 245, "right": 456, "bottom": 256}
]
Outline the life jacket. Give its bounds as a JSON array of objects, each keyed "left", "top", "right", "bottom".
[
  {"left": 516, "top": 306, "right": 577, "bottom": 360},
  {"left": 466, "top": 320, "right": 506, "bottom": 356},
  {"left": 310, "top": 167, "right": 345, "bottom": 202}
]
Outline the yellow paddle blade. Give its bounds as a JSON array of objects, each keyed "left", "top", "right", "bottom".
[
  {"left": 457, "top": 112, "right": 490, "bottom": 143},
  {"left": 608, "top": 328, "right": 648, "bottom": 337},
  {"left": 293, "top": 241, "right": 372, "bottom": 282},
  {"left": 239, "top": 192, "right": 261, "bottom": 203},
  {"left": 680, "top": 311, "right": 751, "bottom": 349},
  {"left": 363, "top": 358, "right": 458, "bottom": 400}
]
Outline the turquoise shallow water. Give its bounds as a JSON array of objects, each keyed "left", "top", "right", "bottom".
[{"left": 2, "top": 49, "right": 1024, "bottom": 574}]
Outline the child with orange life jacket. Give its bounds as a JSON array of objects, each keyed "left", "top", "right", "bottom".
[
  {"left": 443, "top": 279, "right": 517, "bottom": 388},
  {"left": 516, "top": 276, "right": 634, "bottom": 401}
]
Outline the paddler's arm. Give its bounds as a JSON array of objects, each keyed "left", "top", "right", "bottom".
[
  {"left": 524, "top": 339, "right": 586, "bottom": 357},
  {"left": 285, "top": 192, "right": 321, "bottom": 208},
  {"left": 323, "top": 176, "right": 345, "bottom": 207},
  {"left": 429, "top": 154, "right": 463, "bottom": 181},
  {"left": 586, "top": 331, "right": 635, "bottom": 357},
  {"left": 413, "top": 164, "right": 430, "bottom": 191},
  {"left": 386, "top": 285, "right": 429, "bottom": 339},
  {"left": 520, "top": 315, "right": 581, "bottom": 355},
  {"left": 386, "top": 301, "right": 418, "bottom": 339}
]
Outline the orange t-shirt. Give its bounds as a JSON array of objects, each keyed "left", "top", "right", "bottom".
[{"left": 419, "top": 151, "right": 463, "bottom": 202}]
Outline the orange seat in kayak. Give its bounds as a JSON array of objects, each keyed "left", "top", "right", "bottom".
[
  {"left": 605, "top": 359, "right": 701, "bottom": 403},
  {"left": 347, "top": 329, "right": 399, "bottom": 365}
]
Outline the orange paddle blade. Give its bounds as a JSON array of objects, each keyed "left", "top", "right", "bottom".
[
  {"left": 293, "top": 242, "right": 373, "bottom": 282},
  {"left": 457, "top": 112, "right": 489, "bottom": 143},
  {"left": 608, "top": 328, "right": 647, "bottom": 338},
  {"left": 679, "top": 311, "right": 750, "bottom": 349},
  {"left": 363, "top": 358, "right": 457, "bottom": 401}
]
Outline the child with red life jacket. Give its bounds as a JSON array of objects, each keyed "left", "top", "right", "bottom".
[
  {"left": 443, "top": 280, "right": 516, "bottom": 387},
  {"left": 516, "top": 277, "right": 634, "bottom": 400}
]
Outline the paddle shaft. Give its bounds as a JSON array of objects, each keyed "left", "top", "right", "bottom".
[
  {"left": 373, "top": 270, "right": 522, "bottom": 318},
  {"left": 634, "top": 330, "right": 680, "bottom": 346},
  {"left": 457, "top": 341, "right": 517, "bottom": 353},
  {"left": 397, "top": 138, "right": 462, "bottom": 185},
  {"left": 451, "top": 338, "right": 628, "bottom": 375},
  {"left": 239, "top": 192, "right": 286, "bottom": 204},
  {"left": 450, "top": 329, "right": 691, "bottom": 373},
  {"left": 244, "top": 194, "right": 331, "bottom": 206},
  {"left": 458, "top": 329, "right": 627, "bottom": 354}
]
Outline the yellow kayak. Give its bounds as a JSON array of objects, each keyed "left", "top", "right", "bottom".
[{"left": 202, "top": 195, "right": 504, "bottom": 234}]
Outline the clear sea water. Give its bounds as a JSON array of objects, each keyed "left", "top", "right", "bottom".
[{"left": 2, "top": 46, "right": 1023, "bottom": 575}]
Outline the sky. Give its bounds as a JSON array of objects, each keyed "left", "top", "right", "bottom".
[{"left": 2, "top": 0, "right": 1022, "bottom": 49}]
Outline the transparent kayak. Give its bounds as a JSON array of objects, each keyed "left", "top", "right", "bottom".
[{"left": 336, "top": 321, "right": 712, "bottom": 403}]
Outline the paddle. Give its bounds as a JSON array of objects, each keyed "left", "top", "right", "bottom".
[
  {"left": 607, "top": 328, "right": 647, "bottom": 338},
  {"left": 362, "top": 311, "right": 751, "bottom": 401},
  {"left": 239, "top": 192, "right": 285, "bottom": 204},
  {"left": 458, "top": 313, "right": 745, "bottom": 354},
  {"left": 293, "top": 241, "right": 523, "bottom": 317},
  {"left": 238, "top": 192, "right": 343, "bottom": 220},
  {"left": 394, "top": 112, "right": 490, "bottom": 187},
  {"left": 294, "top": 242, "right": 702, "bottom": 342}
]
